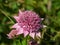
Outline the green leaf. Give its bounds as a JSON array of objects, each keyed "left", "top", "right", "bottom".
[
  {"left": 43, "top": 0, "right": 48, "bottom": 4},
  {"left": 51, "top": 28, "right": 55, "bottom": 33},
  {"left": 16, "top": 40, "right": 21, "bottom": 45},
  {"left": 57, "top": 11, "right": 60, "bottom": 17},
  {"left": 22, "top": 38, "right": 27, "bottom": 45},
  {"left": 9, "top": 2, "right": 18, "bottom": 10},
  {"left": 38, "top": 1, "right": 47, "bottom": 13},
  {"left": 51, "top": 32, "right": 60, "bottom": 41},
  {"left": 0, "top": 0, "right": 2, "bottom": 3},
  {"left": 12, "top": 40, "right": 16, "bottom": 45},
  {"left": 26, "top": 5, "right": 34, "bottom": 10},
  {"left": 25, "top": 0, "right": 34, "bottom": 5},
  {"left": 0, "top": 25, "right": 3, "bottom": 32},
  {"left": 1, "top": 42, "right": 5, "bottom": 45}
]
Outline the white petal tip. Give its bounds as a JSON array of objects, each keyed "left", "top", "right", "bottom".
[
  {"left": 41, "top": 18, "right": 44, "bottom": 20},
  {"left": 43, "top": 25, "right": 47, "bottom": 28}
]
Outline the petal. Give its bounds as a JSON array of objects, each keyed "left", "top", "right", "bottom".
[
  {"left": 29, "top": 32, "right": 35, "bottom": 39},
  {"left": 23, "top": 30, "right": 29, "bottom": 37},
  {"left": 41, "top": 18, "right": 44, "bottom": 20},
  {"left": 16, "top": 27, "right": 23, "bottom": 35},
  {"left": 11, "top": 23, "right": 20, "bottom": 28},
  {"left": 36, "top": 32, "right": 41, "bottom": 38},
  {"left": 7, "top": 34, "right": 12, "bottom": 39},
  {"left": 14, "top": 16, "right": 19, "bottom": 22},
  {"left": 7, "top": 30, "right": 17, "bottom": 39},
  {"left": 19, "top": 10, "right": 23, "bottom": 15},
  {"left": 43, "top": 25, "right": 47, "bottom": 28}
]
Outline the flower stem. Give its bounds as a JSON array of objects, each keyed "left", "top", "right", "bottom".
[{"left": 0, "top": 9, "right": 15, "bottom": 24}]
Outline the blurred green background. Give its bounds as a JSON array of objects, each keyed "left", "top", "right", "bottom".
[{"left": 0, "top": 0, "right": 60, "bottom": 45}]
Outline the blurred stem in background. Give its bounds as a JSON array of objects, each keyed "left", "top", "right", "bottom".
[{"left": 0, "top": 9, "right": 15, "bottom": 24}]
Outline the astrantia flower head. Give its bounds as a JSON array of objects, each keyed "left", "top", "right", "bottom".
[{"left": 7, "top": 10, "right": 42, "bottom": 39}]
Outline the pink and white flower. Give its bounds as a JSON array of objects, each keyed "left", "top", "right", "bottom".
[{"left": 7, "top": 10, "right": 42, "bottom": 39}]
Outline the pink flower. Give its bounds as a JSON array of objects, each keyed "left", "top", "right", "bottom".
[
  {"left": 7, "top": 30, "right": 18, "bottom": 39},
  {"left": 8, "top": 10, "right": 42, "bottom": 39}
]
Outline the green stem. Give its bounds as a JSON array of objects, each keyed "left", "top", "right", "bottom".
[{"left": 0, "top": 9, "right": 15, "bottom": 24}]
